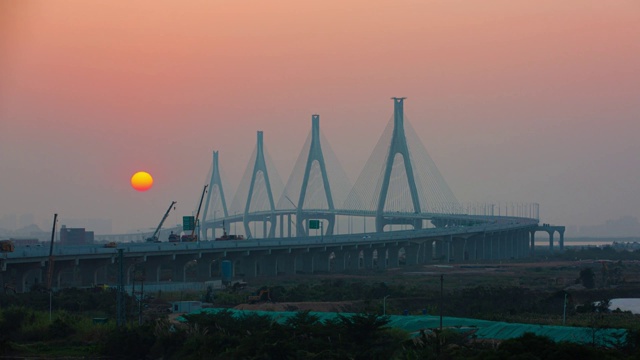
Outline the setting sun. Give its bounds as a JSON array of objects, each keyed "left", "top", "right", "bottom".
[{"left": 131, "top": 171, "right": 153, "bottom": 191}]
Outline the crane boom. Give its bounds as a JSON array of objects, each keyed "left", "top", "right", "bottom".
[
  {"left": 191, "top": 185, "right": 208, "bottom": 240},
  {"left": 146, "top": 201, "right": 177, "bottom": 242},
  {"left": 46, "top": 213, "right": 58, "bottom": 290}
]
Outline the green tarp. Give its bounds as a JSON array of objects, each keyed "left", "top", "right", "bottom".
[{"left": 178, "top": 308, "right": 626, "bottom": 347}]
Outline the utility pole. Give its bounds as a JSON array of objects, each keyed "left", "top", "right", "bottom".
[
  {"left": 47, "top": 213, "right": 58, "bottom": 323},
  {"left": 563, "top": 293, "right": 568, "bottom": 325},
  {"left": 116, "top": 249, "right": 125, "bottom": 327},
  {"left": 439, "top": 274, "right": 444, "bottom": 331}
]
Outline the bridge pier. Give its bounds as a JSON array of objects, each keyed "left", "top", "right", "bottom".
[
  {"left": 415, "top": 241, "right": 429, "bottom": 264},
  {"left": 258, "top": 251, "right": 278, "bottom": 277},
  {"left": 296, "top": 251, "right": 314, "bottom": 274},
  {"left": 490, "top": 233, "right": 500, "bottom": 260},
  {"left": 362, "top": 247, "right": 374, "bottom": 269},
  {"left": 387, "top": 245, "right": 400, "bottom": 268},
  {"left": 331, "top": 250, "right": 348, "bottom": 272},
  {"left": 239, "top": 253, "right": 259, "bottom": 278},
  {"left": 465, "top": 236, "right": 477, "bottom": 261},
  {"left": 142, "top": 255, "right": 172, "bottom": 282},
  {"left": 194, "top": 253, "right": 220, "bottom": 281},
  {"left": 275, "top": 252, "right": 294, "bottom": 276},
  {"left": 452, "top": 237, "right": 465, "bottom": 262},
  {"left": 404, "top": 243, "right": 421, "bottom": 266},
  {"left": 78, "top": 259, "right": 112, "bottom": 286},
  {"left": 3, "top": 262, "right": 43, "bottom": 292},
  {"left": 313, "top": 251, "right": 331, "bottom": 273}
]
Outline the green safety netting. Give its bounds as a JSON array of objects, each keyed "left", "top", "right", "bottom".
[{"left": 178, "top": 308, "right": 626, "bottom": 347}]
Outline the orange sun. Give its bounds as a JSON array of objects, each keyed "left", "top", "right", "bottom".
[{"left": 131, "top": 171, "right": 153, "bottom": 192}]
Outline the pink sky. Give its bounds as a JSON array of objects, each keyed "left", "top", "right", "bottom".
[{"left": 1, "top": 0, "right": 639, "bottom": 234}]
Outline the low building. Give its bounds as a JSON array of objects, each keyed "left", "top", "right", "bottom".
[
  {"left": 171, "top": 301, "right": 203, "bottom": 313},
  {"left": 60, "top": 225, "right": 94, "bottom": 245}
]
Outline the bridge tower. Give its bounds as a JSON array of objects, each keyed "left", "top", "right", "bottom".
[
  {"left": 244, "top": 131, "right": 277, "bottom": 238},
  {"left": 202, "top": 151, "right": 229, "bottom": 237},
  {"left": 296, "top": 115, "right": 336, "bottom": 236},
  {"left": 376, "top": 97, "right": 423, "bottom": 232}
]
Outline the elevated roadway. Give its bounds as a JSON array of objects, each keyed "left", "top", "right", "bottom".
[{"left": 1, "top": 214, "right": 550, "bottom": 293}]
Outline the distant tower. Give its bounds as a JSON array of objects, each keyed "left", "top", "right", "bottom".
[
  {"left": 202, "top": 151, "right": 229, "bottom": 236},
  {"left": 244, "top": 131, "right": 277, "bottom": 238},
  {"left": 376, "top": 97, "right": 423, "bottom": 232},
  {"left": 296, "top": 115, "right": 335, "bottom": 236}
]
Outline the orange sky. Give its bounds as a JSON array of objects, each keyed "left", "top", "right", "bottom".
[{"left": 1, "top": 0, "right": 639, "bottom": 233}]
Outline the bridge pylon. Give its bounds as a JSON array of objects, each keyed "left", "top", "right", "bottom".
[
  {"left": 202, "top": 151, "right": 229, "bottom": 238},
  {"left": 244, "top": 131, "right": 277, "bottom": 238},
  {"left": 376, "top": 97, "right": 423, "bottom": 232},
  {"left": 296, "top": 115, "right": 335, "bottom": 236}
]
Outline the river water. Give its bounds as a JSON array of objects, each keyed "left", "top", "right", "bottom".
[{"left": 610, "top": 298, "right": 640, "bottom": 314}]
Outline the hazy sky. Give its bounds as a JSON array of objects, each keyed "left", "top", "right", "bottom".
[{"left": 1, "top": 1, "right": 639, "bottom": 234}]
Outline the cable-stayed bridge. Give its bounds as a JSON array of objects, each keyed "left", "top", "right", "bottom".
[{"left": 1, "top": 98, "right": 564, "bottom": 292}]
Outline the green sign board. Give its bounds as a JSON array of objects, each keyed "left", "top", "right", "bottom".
[
  {"left": 183, "top": 216, "right": 195, "bottom": 231},
  {"left": 309, "top": 220, "right": 320, "bottom": 229}
]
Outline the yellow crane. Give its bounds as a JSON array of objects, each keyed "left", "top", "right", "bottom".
[{"left": 146, "top": 201, "right": 177, "bottom": 242}]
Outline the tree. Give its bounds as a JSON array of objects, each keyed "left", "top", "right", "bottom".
[{"left": 579, "top": 268, "right": 596, "bottom": 289}]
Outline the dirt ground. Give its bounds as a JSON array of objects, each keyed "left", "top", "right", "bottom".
[
  {"left": 231, "top": 259, "right": 640, "bottom": 313},
  {"left": 234, "top": 301, "right": 362, "bottom": 312}
]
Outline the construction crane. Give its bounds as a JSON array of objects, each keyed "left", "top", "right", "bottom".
[
  {"left": 181, "top": 185, "right": 207, "bottom": 242},
  {"left": 46, "top": 214, "right": 58, "bottom": 291},
  {"left": 192, "top": 185, "right": 207, "bottom": 241},
  {"left": 146, "top": 201, "right": 177, "bottom": 243}
]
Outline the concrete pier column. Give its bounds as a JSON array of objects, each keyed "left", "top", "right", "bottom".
[
  {"left": 530, "top": 231, "right": 536, "bottom": 257},
  {"left": 420, "top": 240, "right": 434, "bottom": 263},
  {"left": 142, "top": 256, "right": 172, "bottom": 283},
  {"left": 492, "top": 234, "right": 501, "bottom": 260},
  {"left": 466, "top": 237, "right": 477, "bottom": 261},
  {"left": 241, "top": 256, "right": 259, "bottom": 278},
  {"left": 434, "top": 240, "right": 445, "bottom": 260},
  {"left": 258, "top": 254, "right": 278, "bottom": 276},
  {"left": 362, "top": 248, "right": 374, "bottom": 269},
  {"left": 452, "top": 238, "right": 465, "bottom": 262},
  {"left": 372, "top": 248, "right": 385, "bottom": 269},
  {"left": 549, "top": 232, "right": 555, "bottom": 252},
  {"left": 297, "top": 252, "right": 314, "bottom": 274},
  {"left": 405, "top": 244, "right": 420, "bottom": 265},
  {"left": 277, "top": 251, "right": 296, "bottom": 276},
  {"left": 559, "top": 230, "right": 565, "bottom": 252},
  {"left": 387, "top": 246, "right": 400, "bottom": 268},
  {"left": 520, "top": 231, "right": 528, "bottom": 258},
  {"left": 331, "top": 251, "right": 347, "bottom": 272},
  {"left": 173, "top": 255, "right": 200, "bottom": 282},
  {"left": 313, "top": 251, "right": 330, "bottom": 273},
  {"left": 346, "top": 251, "right": 360, "bottom": 271},
  {"left": 79, "top": 259, "right": 112, "bottom": 286}
]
